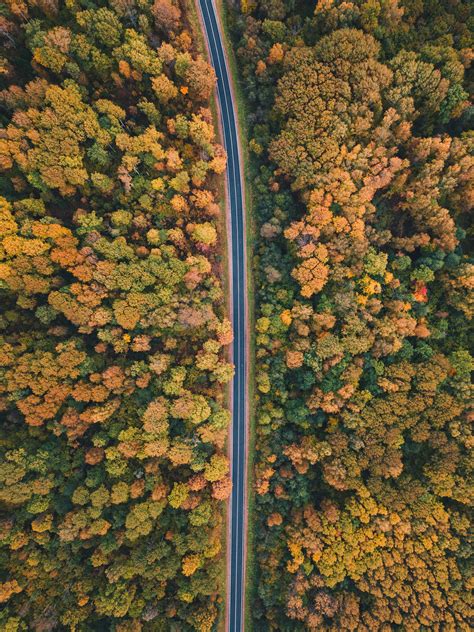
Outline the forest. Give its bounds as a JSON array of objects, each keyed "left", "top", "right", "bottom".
[
  {"left": 1, "top": 0, "right": 473, "bottom": 630},
  {"left": 0, "top": 1, "right": 232, "bottom": 630},
  {"left": 229, "top": 0, "right": 473, "bottom": 630}
]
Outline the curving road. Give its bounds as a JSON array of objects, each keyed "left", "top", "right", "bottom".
[{"left": 196, "top": 1, "right": 248, "bottom": 630}]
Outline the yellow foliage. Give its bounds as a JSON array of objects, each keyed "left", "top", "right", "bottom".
[
  {"left": 31, "top": 514, "right": 53, "bottom": 533},
  {"left": 182, "top": 554, "right": 201, "bottom": 576},
  {"left": 280, "top": 310, "right": 292, "bottom": 326}
]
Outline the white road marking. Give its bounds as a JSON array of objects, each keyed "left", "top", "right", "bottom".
[{"left": 199, "top": 1, "right": 246, "bottom": 629}]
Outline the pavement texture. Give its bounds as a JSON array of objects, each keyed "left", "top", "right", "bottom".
[{"left": 197, "top": 1, "right": 248, "bottom": 630}]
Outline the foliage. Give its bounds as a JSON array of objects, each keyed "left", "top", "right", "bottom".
[
  {"left": 231, "top": 0, "right": 473, "bottom": 629},
  {"left": 0, "top": 1, "right": 231, "bottom": 629}
]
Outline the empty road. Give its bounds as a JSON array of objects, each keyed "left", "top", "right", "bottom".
[{"left": 196, "top": 1, "right": 248, "bottom": 630}]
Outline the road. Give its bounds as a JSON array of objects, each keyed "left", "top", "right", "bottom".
[{"left": 196, "top": 1, "right": 248, "bottom": 630}]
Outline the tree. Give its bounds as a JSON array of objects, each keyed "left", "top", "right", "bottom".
[
  {"left": 234, "top": 2, "right": 472, "bottom": 628},
  {"left": 152, "top": 0, "right": 181, "bottom": 33},
  {"left": 0, "top": 0, "right": 229, "bottom": 626}
]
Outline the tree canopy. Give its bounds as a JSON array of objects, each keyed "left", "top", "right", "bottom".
[
  {"left": 231, "top": 0, "right": 473, "bottom": 629},
  {"left": 0, "top": 1, "right": 231, "bottom": 630}
]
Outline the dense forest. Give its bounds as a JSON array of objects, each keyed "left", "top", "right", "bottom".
[
  {"left": 229, "top": 0, "right": 473, "bottom": 630},
  {"left": 0, "top": 1, "right": 232, "bottom": 630},
  {"left": 1, "top": 0, "right": 473, "bottom": 629}
]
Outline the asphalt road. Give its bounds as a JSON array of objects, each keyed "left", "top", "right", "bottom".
[{"left": 197, "top": 1, "right": 248, "bottom": 630}]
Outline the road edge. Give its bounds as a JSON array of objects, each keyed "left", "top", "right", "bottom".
[
  {"left": 193, "top": 1, "right": 251, "bottom": 630},
  {"left": 214, "top": 2, "right": 258, "bottom": 630},
  {"left": 214, "top": 3, "right": 257, "bottom": 631},
  {"left": 209, "top": 3, "right": 252, "bottom": 631}
]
